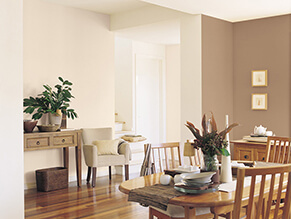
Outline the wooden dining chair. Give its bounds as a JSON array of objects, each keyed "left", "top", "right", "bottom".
[
  {"left": 265, "top": 136, "right": 291, "bottom": 164},
  {"left": 183, "top": 140, "right": 203, "bottom": 167},
  {"left": 233, "top": 164, "right": 291, "bottom": 219},
  {"left": 144, "top": 142, "right": 182, "bottom": 173},
  {"left": 144, "top": 142, "right": 212, "bottom": 219},
  {"left": 264, "top": 136, "right": 291, "bottom": 215}
]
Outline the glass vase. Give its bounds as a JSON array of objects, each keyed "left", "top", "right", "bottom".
[{"left": 202, "top": 154, "right": 218, "bottom": 172}]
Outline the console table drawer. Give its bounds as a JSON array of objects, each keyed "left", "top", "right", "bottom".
[
  {"left": 53, "top": 135, "right": 75, "bottom": 146},
  {"left": 233, "top": 140, "right": 266, "bottom": 161},
  {"left": 238, "top": 149, "right": 253, "bottom": 161},
  {"left": 26, "top": 137, "right": 50, "bottom": 148}
]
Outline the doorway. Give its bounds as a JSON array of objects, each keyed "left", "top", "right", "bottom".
[{"left": 135, "top": 54, "right": 165, "bottom": 143}]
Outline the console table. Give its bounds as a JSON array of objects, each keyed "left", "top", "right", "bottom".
[
  {"left": 24, "top": 129, "right": 82, "bottom": 187},
  {"left": 232, "top": 140, "right": 267, "bottom": 161}
]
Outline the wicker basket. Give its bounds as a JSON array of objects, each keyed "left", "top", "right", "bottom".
[{"left": 36, "top": 167, "right": 68, "bottom": 192}]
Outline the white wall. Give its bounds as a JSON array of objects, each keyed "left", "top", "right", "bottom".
[
  {"left": 166, "top": 45, "right": 181, "bottom": 142},
  {"left": 0, "top": 0, "right": 24, "bottom": 218},
  {"left": 23, "top": 0, "right": 115, "bottom": 187}
]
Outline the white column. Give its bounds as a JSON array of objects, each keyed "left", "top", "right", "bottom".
[
  {"left": 0, "top": 0, "right": 24, "bottom": 218},
  {"left": 180, "top": 15, "right": 202, "bottom": 144}
]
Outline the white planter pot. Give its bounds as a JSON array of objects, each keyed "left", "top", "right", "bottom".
[{"left": 48, "top": 110, "right": 62, "bottom": 129}]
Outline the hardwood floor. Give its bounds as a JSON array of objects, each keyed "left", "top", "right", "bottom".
[
  {"left": 25, "top": 174, "right": 219, "bottom": 219},
  {"left": 25, "top": 174, "right": 148, "bottom": 219}
]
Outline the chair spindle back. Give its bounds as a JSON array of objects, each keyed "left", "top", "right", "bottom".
[
  {"left": 265, "top": 136, "right": 291, "bottom": 164},
  {"left": 234, "top": 164, "right": 291, "bottom": 219},
  {"left": 144, "top": 142, "right": 182, "bottom": 173}
]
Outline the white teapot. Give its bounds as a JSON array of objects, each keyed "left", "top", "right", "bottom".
[{"left": 254, "top": 125, "right": 267, "bottom": 136}]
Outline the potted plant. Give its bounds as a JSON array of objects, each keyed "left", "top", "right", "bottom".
[
  {"left": 23, "top": 77, "right": 78, "bottom": 129},
  {"left": 185, "top": 113, "right": 238, "bottom": 172}
]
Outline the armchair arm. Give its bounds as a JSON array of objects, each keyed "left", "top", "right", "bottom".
[
  {"left": 83, "top": 144, "right": 98, "bottom": 167},
  {"left": 118, "top": 140, "right": 132, "bottom": 164}
]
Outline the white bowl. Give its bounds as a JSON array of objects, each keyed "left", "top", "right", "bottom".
[{"left": 180, "top": 172, "right": 216, "bottom": 183}]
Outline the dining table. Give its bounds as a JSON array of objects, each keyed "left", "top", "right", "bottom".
[
  {"left": 119, "top": 172, "right": 236, "bottom": 218},
  {"left": 119, "top": 162, "right": 288, "bottom": 219}
]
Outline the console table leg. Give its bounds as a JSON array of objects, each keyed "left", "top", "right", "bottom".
[
  {"left": 75, "top": 145, "right": 81, "bottom": 187},
  {"left": 63, "top": 147, "right": 69, "bottom": 181},
  {"left": 63, "top": 147, "right": 69, "bottom": 168}
]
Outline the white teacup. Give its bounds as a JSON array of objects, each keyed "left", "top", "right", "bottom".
[
  {"left": 160, "top": 174, "right": 172, "bottom": 185},
  {"left": 266, "top": 131, "right": 273, "bottom": 136}
]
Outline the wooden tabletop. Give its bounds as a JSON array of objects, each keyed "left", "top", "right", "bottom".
[
  {"left": 119, "top": 166, "right": 288, "bottom": 218},
  {"left": 119, "top": 173, "right": 235, "bottom": 208}
]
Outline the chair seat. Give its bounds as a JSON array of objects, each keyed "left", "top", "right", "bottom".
[{"left": 151, "top": 205, "right": 211, "bottom": 218}]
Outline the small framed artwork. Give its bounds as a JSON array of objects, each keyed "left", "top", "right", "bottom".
[
  {"left": 252, "top": 93, "right": 267, "bottom": 110},
  {"left": 252, "top": 70, "right": 267, "bottom": 87}
]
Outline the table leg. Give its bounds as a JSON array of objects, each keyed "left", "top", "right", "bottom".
[
  {"left": 63, "top": 147, "right": 69, "bottom": 182},
  {"left": 75, "top": 145, "right": 81, "bottom": 187},
  {"left": 211, "top": 204, "right": 233, "bottom": 219},
  {"left": 75, "top": 131, "right": 82, "bottom": 187},
  {"left": 184, "top": 207, "right": 196, "bottom": 219},
  {"left": 63, "top": 147, "right": 69, "bottom": 168}
]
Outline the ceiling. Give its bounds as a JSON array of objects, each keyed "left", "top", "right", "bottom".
[
  {"left": 115, "top": 19, "right": 180, "bottom": 45},
  {"left": 46, "top": 0, "right": 291, "bottom": 22},
  {"left": 44, "top": 0, "right": 291, "bottom": 45},
  {"left": 44, "top": 0, "right": 148, "bottom": 15},
  {"left": 141, "top": 0, "right": 291, "bottom": 22}
]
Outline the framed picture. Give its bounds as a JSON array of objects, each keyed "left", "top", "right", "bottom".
[
  {"left": 252, "top": 70, "right": 267, "bottom": 87},
  {"left": 252, "top": 93, "right": 267, "bottom": 110}
]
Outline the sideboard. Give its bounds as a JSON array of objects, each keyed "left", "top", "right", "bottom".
[
  {"left": 232, "top": 140, "right": 267, "bottom": 161},
  {"left": 24, "top": 129, "right": 82, "bottom": 187}
]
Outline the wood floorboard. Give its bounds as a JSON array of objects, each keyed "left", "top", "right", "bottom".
[
  {"left": 25, "top": 174, "right": 221, "bottom": 219},
  {"left": 25, "top": 174, "right": 149, "bottom": 219}
]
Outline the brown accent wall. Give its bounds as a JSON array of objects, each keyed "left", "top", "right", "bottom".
[
  {"left": 233, "top": 15, "right": 291, "bottom": 139},
  {"left": 202, "top": 15, "right": 234, "bottom": 131}
]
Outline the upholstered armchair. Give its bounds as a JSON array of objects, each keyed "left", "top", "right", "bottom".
[{"left": 82, "top": 127, "right": 131, "bottom": 187}]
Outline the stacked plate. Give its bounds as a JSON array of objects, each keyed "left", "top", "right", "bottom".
[
  {"left": 173, "top": 165, "right": 200, "bottom": 173},
  {"left": 180, "top": 172, "right": 216, "bottom": 187},
  {"left": 174, "top": 172, "right": 218, "bottom": 194}
]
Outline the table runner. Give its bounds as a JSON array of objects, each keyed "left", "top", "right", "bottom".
[{"left": 128, "top": 183, "right": 183, "bottom": 210}]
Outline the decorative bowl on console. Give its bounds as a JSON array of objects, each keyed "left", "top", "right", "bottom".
[
  {"left": 37, "top": 124, "right": 59, "bottom": 132},
  {"left": 23, "top": 120, "right": 38, "bottom": 133}
]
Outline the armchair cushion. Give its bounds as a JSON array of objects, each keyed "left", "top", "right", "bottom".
[{"left": 92, "top": 139, "right": 119, "bottom": 155}]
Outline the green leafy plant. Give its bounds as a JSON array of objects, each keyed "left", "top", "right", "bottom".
[
  {"left": 185, "top": 113, "right": 238, "bottom": 157},
  {"left": 23, "top": 77, "right": 78, "bottom": 120}
]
